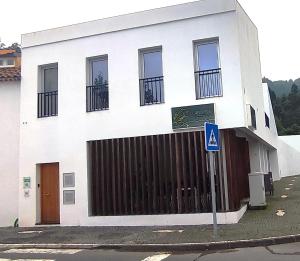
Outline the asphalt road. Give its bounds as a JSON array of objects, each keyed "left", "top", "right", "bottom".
[{"left": 0, "top": 242, "right": 300, "bottom": 260}]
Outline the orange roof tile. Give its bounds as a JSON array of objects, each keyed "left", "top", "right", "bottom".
[
  {"left": 0, "top": 49, "right": 16, "bottom": 55},
  {"left": 0, "top": 67, "right": 21, "bottom": 82}
]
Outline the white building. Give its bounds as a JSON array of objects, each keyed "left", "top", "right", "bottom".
[
  {"left": 0, "top": 49, "right": 21, "bottom": 227},
  {"left": 15, "top": 0, "right": 300, "bottom": 227}
]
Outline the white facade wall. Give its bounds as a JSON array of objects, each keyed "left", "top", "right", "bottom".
[
  {"left": 18, "top": 0, "right": 300, "bottom": 226},
  {"left": 277, "top": 139, "right": 300, "bottom": 178},
  {"left": 279, "top": 136, "right": 300, "bottom": 152},
  {"left": 20, "top": 5, "right": 247, "bottom": 227},
  {"left": 0, "top": 81, "right": 20, "bottom": 227}
]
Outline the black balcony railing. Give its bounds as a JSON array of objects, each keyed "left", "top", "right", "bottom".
[
  {"left": 37, "top": 91, "right": 58, "bottom": 118},
  {"left": 140, "top": 76, "right": 164, "bottom": 106},
  {"left": 86, "top": 84, "right": 109, "bottom": 112},
  {"left": 195, "top": 68, "right": 222, "bottom": 99}
]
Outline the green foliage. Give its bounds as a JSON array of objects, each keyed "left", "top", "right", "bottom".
[
  {"left": 268, "top": 79, "right": 300, "bottom": 135},
  {"left": 265, "top": 77, "right": 300, "bottom": 98},
  {"left": 0, "top": 42, "right": 21, "bottom": 52}
]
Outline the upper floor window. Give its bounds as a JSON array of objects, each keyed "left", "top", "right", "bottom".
[
  {"left": 194, "top": 40, "right": 222, "bottom": 99},
  {"left": 38, "top": 63, "right": 58, "bottom": 118},
  {"left": 86, "top": 56, "right": 109, "bottom": 112},
  {"left": 247, "top": 104, "right": 257, "bottom": 130},
  {"left": 265, "top": 113, "right": 270, "bottom": 128},
  {"left": 139, "top": 47, "right": 164, "bottom": 106},
  {"left": 0, "top": 58, "right": 15, "bottom": 67}
]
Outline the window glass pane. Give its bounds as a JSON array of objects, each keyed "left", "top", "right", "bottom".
[
  {"left": 0, "top": 60, "right": 3, "bottom": 66},
  {"left": 143, "top": 51, "right": 162, "bottom": 78},
  {"left": 44, "top": 67, "right": 58, "bottom": 92},
  {"left": 91, "top": 59, "right": 108, "bottom": 86},
  {"left": 6, "top": 59, "right": 14, "bottom": 66},
  {"left": 197, "top": 42, "right": 219, "bottom": 71}
]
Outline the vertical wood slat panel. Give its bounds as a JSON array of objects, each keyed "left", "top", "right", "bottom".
[
  {"left": 181, "top": 133, "right": 189, "bottom": 213},
  {"left": 133, "top": 137, "right": 140, "bottom": 214},
  {"left": 105, "top": 140, "right": 111, "bottom": 215},
  {"left": 193, "top": 132, "right": 201, "bottom": 212},
  {"left": 122, "top": 138, "right": 128, "bottom": 215},
  {"left": 188, "top": 132, "right": 195, "bottom": 213},
  {"left": 95, "top": 141, "right": 102, "bottom": 215},
  {"left": 200, "top": 132, "right": 209, "bottom": 211},
  {"left": 116, "top": 139, "right": 122, "bottom": 214},
  {"left": 157, "top": 135, "right": 164, "bottom": 213},
  {"left": 100, "top": 140, "right": 106, "bottom": 215},
  {"left": 139, "top": 137, "right": 146, "bottom": 214},
  {"left": 145, "top": 136, "right": 151, "bottom": 214},
  {"left": 163, "top": 135, "right": 170, "bottom": 214},
  {"left": 91, "top": 142, "right": 97, "bottom": 215},
  {"left": 89, "top": 130, "right": 229, "bottom": 216},
  {"left": 169, "top": 134, "right": 176, "bottom": 213},
  {"left": 175, "top": 133, "right": 182, "bottom": 213},
  {"left": 151, "top": 136, "right": 158, "bottom": 214},
  {"left": 111, "top": 139, "right": 117, "bottom": 215},
  {"left": 128, "top": 138, "right": 134, "bottom": 214}
]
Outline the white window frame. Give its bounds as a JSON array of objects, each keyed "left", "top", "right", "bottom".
[
  {"left": 139, "top": 46, "right": 163, "bottom": 79},
  {"left": 194, "top": 39, "right": 220, "bottom": 72},
  {"left": 87, "top": 55, "right": 108, "bottom": 86},
  {"left": 38, "top": 63, "right": 58, "bottom": 93}
]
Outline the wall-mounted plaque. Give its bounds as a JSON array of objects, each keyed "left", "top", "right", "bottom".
[
  {"left": 23, "top": 177, "right": 31, "bottom": 189},
  {"left": 171, "top": 103, "right": 215, "bottom": 129}
]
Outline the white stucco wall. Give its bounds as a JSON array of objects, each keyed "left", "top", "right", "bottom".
[
  {"left": 18, "top": 0, "right": 297, "bottom": 226},
  {"left": 236, "top": 4, "right": 278, "bottom": 149},
  {"left": 19, "top": 3, "right": 248, "bottom": 227},
  {"left": 279, "top": 136, "right": 300, "bottom": 153},
  {"left": 0, "top": 81, "right": 20, "bottom": 227},
  {"left": 277, "top": 138, "right": 300, "bottom": 177}
]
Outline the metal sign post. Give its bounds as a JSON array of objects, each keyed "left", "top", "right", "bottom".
[
  {"left": 204, "top": 122, "right": 220, "bottom": 239},
  {"left": 208, "top": 151, "right": 218, "bottom": 239}
]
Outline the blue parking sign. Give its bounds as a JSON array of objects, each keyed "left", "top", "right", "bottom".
[{"left": 204, "top": 122, "right": 220, "bottom": 152}]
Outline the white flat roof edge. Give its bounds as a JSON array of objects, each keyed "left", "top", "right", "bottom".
[{"left": 22, "top": 0, "right": 237, "bottom": 48}]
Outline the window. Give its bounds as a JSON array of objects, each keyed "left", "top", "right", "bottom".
[
  {"left": 139, "top": 47, "right": 164, "bottom": 106},
  {"left": 86, "top": 56, "right": 109, "bottom": 112},
  {"left": 37, "top": 63, "right": 58, "bottom": 118},
  {"left": 0, "top": 58, "right": 15, "bottom": 67},
  {"left": 247, "top": 105, "right": 257, "bottom": 130},
  {"left": 6, "top": 59, "right": 15, "bottom": 66},
  {"left": 194, "top": 40, "right": 222, "bottom": 99},
  {"left": 265, "top": 113, "right": 270, "bottom": 128}
]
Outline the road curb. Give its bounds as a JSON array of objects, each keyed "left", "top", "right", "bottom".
[{"left": 0, "top": 234, "right": 299, "bottom": 251}]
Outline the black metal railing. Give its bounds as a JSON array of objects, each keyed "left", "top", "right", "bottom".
[
  {"left": 195, "top": 68, "right": 222, "bottom": 99},
  {"left": 86, "top": 84, "right": 109, "bottom": 112},
  {"left": 37, "top": 91, "right": 58, "bottom": 118},
  {"left": 140, "top": 76, "right": 164, "bottom": 106}
]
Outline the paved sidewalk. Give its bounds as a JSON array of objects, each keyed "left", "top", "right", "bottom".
[{"left": 0, "top": 175, "right": 299, "bottom": 248}]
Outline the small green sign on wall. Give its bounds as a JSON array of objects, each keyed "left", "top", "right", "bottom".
[{"left": 171, "top": 103, "right": 215, "bottom": 130}]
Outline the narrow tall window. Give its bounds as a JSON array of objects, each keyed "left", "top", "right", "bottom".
[
  {"left": 194, "top": 41, "right": 222, "bottom": 99},
  {"left": 139, "top": 48, "right": 164, "bottom": 106},
  {"left": 86, "top": 56, "right": 109, "bottom": 112},
  {"left": 38, "top": 64, "right": 58, "bottom": 118}
]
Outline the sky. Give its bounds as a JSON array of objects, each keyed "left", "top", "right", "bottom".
[{"left": 0, "top": 0, "right": 299, "bottom": 80}]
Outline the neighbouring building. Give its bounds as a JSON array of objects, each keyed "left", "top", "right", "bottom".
[
  {"left": 12, "top": 0, "right": 300, "bottom": 227},
  {"left": 0, "top": 49, "right": 21, "bottom": 226}
]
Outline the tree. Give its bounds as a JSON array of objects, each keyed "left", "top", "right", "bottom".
[
  {"left": 8, "top": 42, "right": 21, "bottom": 52},
  {"left": 0, "top": 42, "right": 21, "bottom": 52}
]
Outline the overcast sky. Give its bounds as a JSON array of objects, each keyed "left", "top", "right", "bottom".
[{"left": 0, "top": 0, "right": 298, "bottom": 80}]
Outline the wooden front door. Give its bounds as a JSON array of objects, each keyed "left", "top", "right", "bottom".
[{"left": 41, "top": 163, "right": 60, "bottom": 224}]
